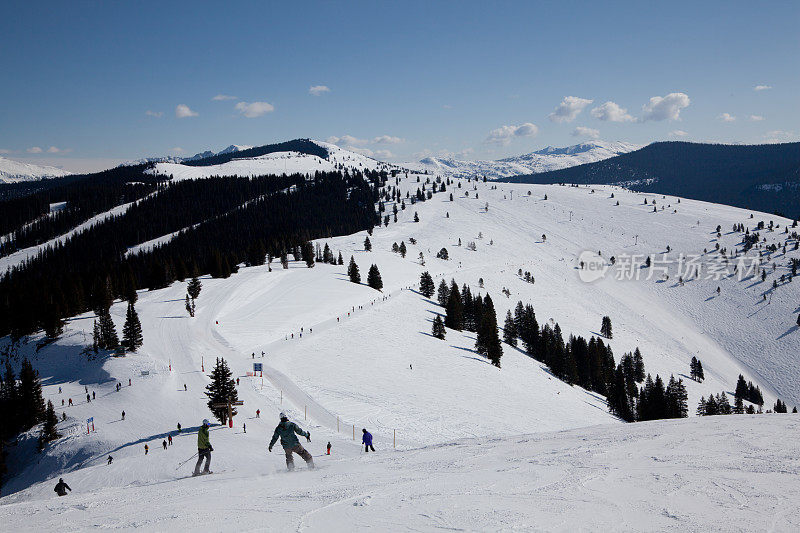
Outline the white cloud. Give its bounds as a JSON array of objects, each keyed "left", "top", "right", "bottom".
[
  {"left": 47, "top": 146, "right": 68, "bottom": 153},
  {"left": 669, "top": 130, "right": 689, "bottom": 137},
  {"left": 414, "top": 147, "right": 474, "bottom": 160},
  {"left": 212, "top": 94, "right": 238, "bottom": 101},
  {"left": 234, "top": 101, "right": 275, "bottom": 118},
  {"left": 145, "top": 110, "right": 163, "bottom": 118},
  {"left": 27, "top": 146, "right": 43, "bottom": 153},
  {"left": 327, "top": 135, "right": 369, "bottom": 147},
  {"left": 571, "top": 126, "right": 600, "bottom": 139},
  {"left": 170, "top": 147, "right": 185, "bottom": 153},
  {"left": 372, "top": 135, "right": 404, "bottom": 144},
  {"left": 548, "top": 96, "right": 593, "bottom": 123},
  {"left": 0, "top": 149, "right": 12, "bottom": 154},
  {"left": 718, "top": 112, "right": 736, "bottom": 122},
  {"left": 763, "top": 130, "right": 798, "bottom": 143},
  {"left": 754, "top": 85, "right": 772, "bottom": 91},
  {"left": 485, "top": 122, "right": 539, "bottom": 145},
  {"left": 442, "top": 104, "right": 453, "bottom": 109},
  {"left": 749, "top": 115, "right": 764, "bottom": 121},
  {"left": 373, "top": 149, "right": 394, "bottom": 159},
  {"left": 590, "top": 101, "right": 634, "bottom": 122},
  {"left": 308, "top": 85, "right": 331, "bottom": 96},
  {"left": 641, "top": 92, "right": 690, "bottom": 121},
  {"left": 175, "top": 104, "right": 198, "bottom": 118}
]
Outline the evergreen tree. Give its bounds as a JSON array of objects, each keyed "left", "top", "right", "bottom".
[
  {"left": 337, "top": 251, "right": 344, "bottom": 265},
  {"left": 0, "top": 362, "right": 20, "bottom": 441},
  {"left": 301, "top": 241, "right": 315, "bottom": 268},
  {"left": 419, "top": 271, "right": 435, "bottom": 297},
  {"left": 696, "top": 359, "right": 704, "bottom": 382},
  {"left": 717, "top": 392, "right": 731, "bottom": 415},
  {"left": 121, "top": 301, "right": 144, "bottom": 352},
  {"left": 414, "top": 211, "right": 419, "bottom": 222},
  {"left": 364, "top": 236, "right": 372, "bottom": 252},
  {"left": 205, "top": 358, "right": 238, "bottom": 424},
  {"left": 38, "top": 400, "right": 60, "bottom": 451},
  {"left": 432, "top": 314, "right": 446, "bottom": 340},
  {"left": 187, "top": 276, "right": 202, "bottom": 300},
  {"left": 696, "top": 396, "right": 707, "bottom": 416},
  {"left": 632, "top": 347, "right": 645, "bottom": 383},
  {"left": 322, "top": 243, "right": 333, "bottom": 264},
  {"left": 96, "top": 307, "right": 119, "bottom": 349},
  {"left": 348, "top": 256, "right": 361, "bottom": 284},
  {"left": 503, "top": 310, "right": 517, "bottom": 347},
  {"left": 600, "top": 316, "right": 613, "bottom": 339},
  {"left": 399, "top": 241, "right": 407, "bottom": 258},
  {"left": 437, "top": 279, "right": 450, "bottom": 306},
  {"left": 608, "top": 364, "right": 635, "bottom": 422},
  {"left": 367, "top": 264, "right": 383, "bottom": 291},
  {"left": 690, "top": 356, "right": 699, "bottom": 381},
  {"left": 733, "top": 395, "right": 745, "bottom": 414},
  {"left": 18, "top": 359, "right": 45, "bottom": 431},
  {"left": 476, "top": 295, "right": 502, "bottom": 367},
  {"left": 734, "top": 374, "right": 748, "bottom": 401},
  {"left": 444, "top": 282, "right": 464, "bottom": 331},
  {"left": 185, "top": 294, "right": 195, "bottom": 318}
]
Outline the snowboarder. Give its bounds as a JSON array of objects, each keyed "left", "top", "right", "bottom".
[
  {"left": 326, "top": 441, "right": 331, "bottom": 455},
  {"left": 362, "top": 428, "right": 375, "bottom": 452},
  {"left": 121, "top": 411, "right": 125, "bottom": 421},
  {"left": 144, "top": 444, "right": 149, "bottom": 455},
  {"left": 256, "top": 409, "right": 260, "bottom": 418},
  {"left": 107, "top": 455, "right": 113, "bottom": 465},
  {"left": 168, "top": 434, "right": 173, "bottom": 446},
  {"left": 193, "top": 419, "right": 213, "bottom": 476},
  {"left": 268, "top": 412, "right": 314, "bottom": 471},
  {"left": 54, "top": 478, "right": 71, "bottom": 496}
]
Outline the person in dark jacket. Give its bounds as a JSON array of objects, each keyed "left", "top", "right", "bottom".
[
  {"left": 107, "top": 455, "right": 113, "bottom": 465},
  {"left": 193, "top": 419, "right": 212, "bottom": 475},
  {"left": 54, "top": 478, "right": 71, "bottom": 496},
  {"left": 362, "top": 429, "right": 375, "bottom": 452},
  {"left": 268, "top": 412, "right": 314, "bottom": 470}
]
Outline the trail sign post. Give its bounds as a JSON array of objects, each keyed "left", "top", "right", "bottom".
[
  {"left": 253, "top": 363, "right": 263, "bottom": 377},
  {"left": 87, "top": 417, "right": 94, "bottom": 434},
  {"left": 212, "top": 399, "right": 244, "bottom": 428}
]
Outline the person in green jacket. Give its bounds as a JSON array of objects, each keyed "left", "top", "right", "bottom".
[
  {"left": 193, "top": 419, "right": 213, "bottom": 476},
  {"left": 268, "top": 412, "right": 314, "bottom": 471}
]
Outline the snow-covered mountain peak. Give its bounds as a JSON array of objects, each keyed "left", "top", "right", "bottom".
[{"left": 0, "top": 156, "right": 73, "bottom": 184}]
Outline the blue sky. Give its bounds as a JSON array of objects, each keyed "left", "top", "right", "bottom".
[{"left": 1, "top": 0, "right": 798, "bottom": 172}]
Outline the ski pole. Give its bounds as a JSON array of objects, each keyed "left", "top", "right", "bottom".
[{"left": 176, "top": 452, "right": 198, "bottom": 470}]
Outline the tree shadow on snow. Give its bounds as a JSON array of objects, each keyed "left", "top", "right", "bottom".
[{"left": 777, "top": 325, "right": 799, "bottom": 340}]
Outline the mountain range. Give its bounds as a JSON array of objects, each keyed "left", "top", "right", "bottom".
[{"left": 0, "top": 157, "right": 72, "bottom": 184}]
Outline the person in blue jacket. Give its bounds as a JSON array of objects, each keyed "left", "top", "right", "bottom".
[{"left": 362, "top": 428, "right": 375, "bottom": 452}]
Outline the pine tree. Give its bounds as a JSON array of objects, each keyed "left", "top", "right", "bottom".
[
  {"left": 121, "top": 301, "right": 144, "bottom": 352},
  {"left": 337, "top": 251, "right": 344, "bottom": 265},
  {"left": 38, "top": 400, "right": 60, "bottom": 451},
  {"left": 444, "top": 282, "right": 464, "bottom": 331},
  {"left": 690, "top": 356, "right": 699, "bottom": 381},
  {"left": 734, "top": 374, "right": 748, "bottom": 401},
  {"left": 185, "top": 294, "right": 195, "bottom": 317},
  {"left": 503, "top": 310, "right": 517, "bottom": 347},
  {"left": 18, "top": 359, "right": 45, "bottom": 431},
  {"left": 348, "top": 256, "right": 361, "bottom": 284},
  {"left": 399, "top": 241, "right": 407, "bottom": 258},
  {"left": 187, "top": 276, "right": 202, "bottom": 300},
  {"left": 600, "top": 316, "right": 613, "bottom": 339},
  {"left": 367, "top": 264, "right": 383, "bottom": 291},
  {"left": 205, "top": 358, "right": 238, "bottom": 424},
  {"left": 432, "top": 314, "right": 446, "bottom": 339},
  {"left": 301, "top": 241, "right": 315, "bottom": 268},
  {"left": 437, "top": 279, "right": 450, "bottom": 306},
  {"left": 0, "top": 362, "right": 20, "bottom": 441},
  {"left": 633, "top": 347, "right": 645, "bottom": 383},
  {"left": 696, "top": 359, "right": 704, "bottom": 382},
  {"left": 419, "top": 271, "right": 435, "bottom": 297},
  {"left": 696, "top": 396, "right": 707, "bottom": 416},
  {"left": 96, "top": 307, "right": 119, "bottom": 349},
  {"left": 476, "top": 295, "right": 502, "bottom": 367},
  {"left": 414, "top": 211, "right": 419, "bottom": 222},
  {"left": 733, "top": 395, "right": 745, "bottom": 414},
  {"left": 364, "top": 237, "right": 372, "bottom": 252}
]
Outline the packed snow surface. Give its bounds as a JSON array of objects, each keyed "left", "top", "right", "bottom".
[
  {"left": 0, "top": 156, "right": 72, "bottom": 183},
  {"left": 2, "top": 171, "right": 799, "bottom": 531}
]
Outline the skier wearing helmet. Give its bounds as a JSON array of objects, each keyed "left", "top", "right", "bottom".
[
  {"left": 193, "top": 419, "right": 213, "bottom": 476},
  {"left": 268, "top": 412, "right": 314, "bottom": 471}
]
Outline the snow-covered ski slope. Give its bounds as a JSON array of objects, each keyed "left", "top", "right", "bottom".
[
  {"left": 3, "top": 415, "right": 799, "bottom": 531},
  {"left": 148, "top": 141, "right": 397, "bottom": 180},
  {"left": 2, "top": 171, "right": 800, "bottom": 530}
]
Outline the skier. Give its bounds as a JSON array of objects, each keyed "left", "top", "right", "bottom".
[
  {"left": 61, "top": 399, "right": 64, "bottom": 406},
  {"left": 68, "top": 398, "right": 73, "bottom": 406},
  {"left": 92, "top": 391, "right": 95, "bottom": 400},
  {"left": 193, "top": 419, "right": 213, "bottom": 476},
  {"left": 177, "top": 423, "right": 182, "bottom": 433},
  {"left": 326, "top": 441, "right": 331, "bottom": 455},
  {"left": 144, "top": 444, "right": 149, "bottom": 455},
  {"left": 256, "top": 409, "right": 260, "bottom": 418},
  {"left": 54, "top": 478, "right": 71, "bottom": 496},
  {"left": 121, "top": 411, "right": 125, "bottom": 421},
  {"left": 162, "top": 440, "right": 167, "bottom": 450},
  {"left": 362, "top": 428, "right": 375, "bottom": 452},
  {"left": 129, "top": 378, "right": 131, "bottom": 386},
  {"left": 85, "top": 385, "right": 88, "bottom": 394},
  {"left": 184, "top": 384, "right": 187, "bottom": 391},
  {"left": 168, "top": 434, "right": 173, "bottom": 446},
  {"left": 58, "top": 386, "right": 61, "bottom": 394},
  {"left": 86, "top": 394, "right": 91, "bottom": 403},
  {"left": 243, "top": 423, "right": 246, "bottom": 434},
  {"left": 107, "top": 455, "right": 113, "bottom": 465},
  {"left": 236, "top": 378, "right": 240, "bottom": 386},
  {"left": 252, "top": 352, "right": 255, "bottom": 359},
  {"left": 268, "top": 412, "right": 314, "bottom": 471}
]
